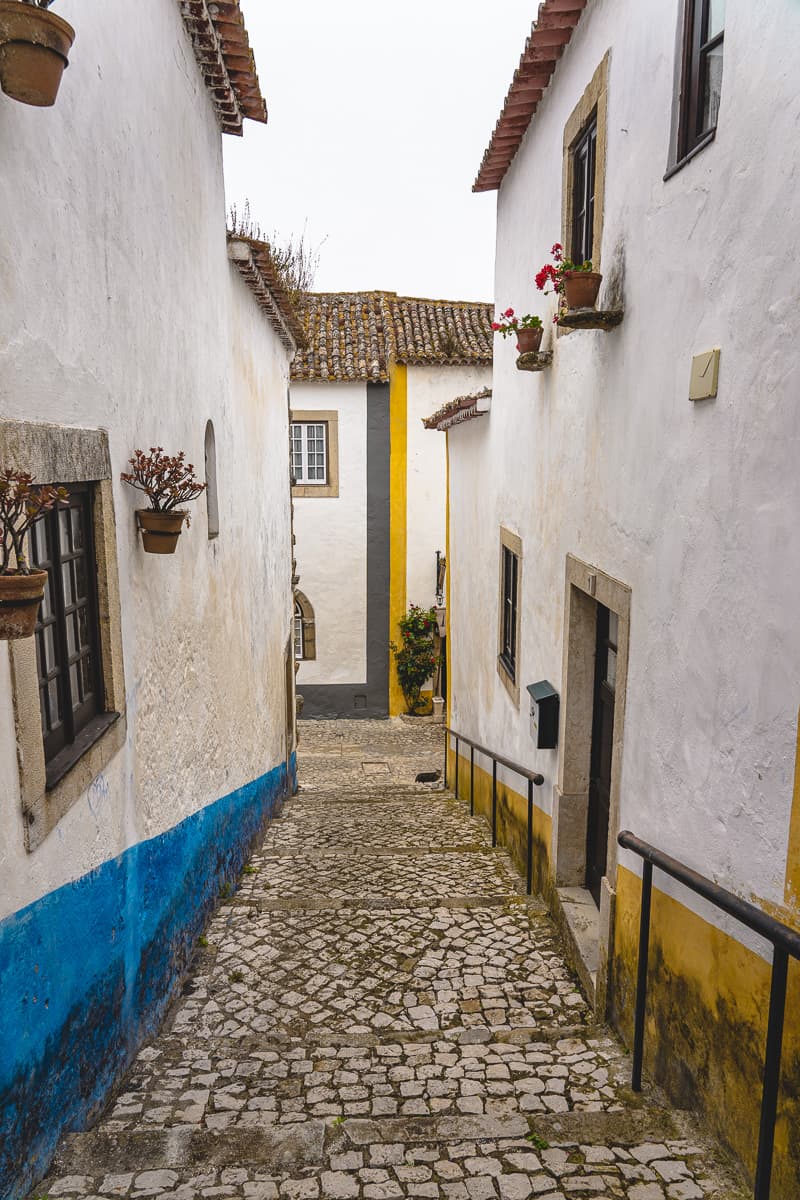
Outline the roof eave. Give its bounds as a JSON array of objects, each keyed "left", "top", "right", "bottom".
[{"left": 473, "top": 0, "right": 587, "bottom": 193}]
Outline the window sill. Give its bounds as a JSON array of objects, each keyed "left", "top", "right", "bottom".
[
  {"left": 663, "top": 128, "right": 716, "bottom": 181},
  {"left": 292, "top": 483, "right": 339, "bottom": 499},
  {"left": 498, "top": 655, "right": 516, "bottom": 684},
  {"left": 45, "top": 711, "right": 121, "bottom": 791}
]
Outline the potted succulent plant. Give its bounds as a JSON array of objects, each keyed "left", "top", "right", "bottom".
[
  {"left": 491, "top": 309, "right": 544, "bottom": 354},
  {"left": 535, "top": 242, "right": 602, "bottom": 314},
  {"left": 0, "top": 469, "right": 66, "bottom": 640},
  {"left": 0, "top": 0, "right": 75, "bottom": 108},
  {"left": 121, "top": 447, "right": 206, "bottom": 555}
]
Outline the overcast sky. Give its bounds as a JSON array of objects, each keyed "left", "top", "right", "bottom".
[{"left": 222, "top": 2, "right": 535, "bottom": 302}]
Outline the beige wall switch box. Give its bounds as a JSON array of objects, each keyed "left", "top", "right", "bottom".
[{"left": 689, "top": 348, "right": 721, "bottom": 400}]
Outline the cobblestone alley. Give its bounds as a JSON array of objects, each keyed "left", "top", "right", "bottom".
[{"left": 32, "top": 722, "right": 747, "bottom": 1200}]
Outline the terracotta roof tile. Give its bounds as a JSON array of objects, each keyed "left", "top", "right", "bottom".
[
  {"left": 227, "top": 235, "right": 305, "bottom": 352},
  {"left": 179, "top": 0, "right": 267, "bottom": 135},
  {"left": 291, "top": 293, "right": 494, "bottom": 383},
  {"left": 474, "top": 0, "right": 587, "bottom": 192},
  {"left": 423, "top": 388, "right": 492, "bottom": 431}
]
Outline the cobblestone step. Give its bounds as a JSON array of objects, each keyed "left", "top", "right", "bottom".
[{"left": 40, "top": 1120, "right": 744, "bottom": 1199}]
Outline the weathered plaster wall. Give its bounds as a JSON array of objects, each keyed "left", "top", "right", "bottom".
[
  {"left": 446, "top": 0, "right": 800, "bottom": 1190},
  {"left": 0, "top": 2, "right": 294, "bottom": 1194},
  {"left": 405, "top": 365, "right": 489, "bottom": 611},
  {"left": 291, "top": 381, "right": 368, "bottom": 686}
]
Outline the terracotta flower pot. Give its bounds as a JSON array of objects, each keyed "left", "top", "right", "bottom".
[
  {"left": 0, "top": 1, "right": 75, "bottom": 108},
  {"left": 563, "top": 271, "right": 602, "bottom": 310},
  {"left": 516, "top": 326, "right": 544, "bottom": 354},
  {"left": 137, "top": 510, "right": 187, "bottom": 555},
  {"left": 0, "top": 569, "right": 47, "bottom": 640}
]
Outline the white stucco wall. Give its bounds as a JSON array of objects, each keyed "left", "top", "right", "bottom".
[
  {"left": 291, "top": 381, "right": 368, "bottom": 684},
  {"left": 407, "top": 365, "right": 490, "bottom": 611},
  {"left": 0, "top": 0, "right": 293, "bottom": 920},
  {"left": 447, "top": 0, "right": 800, "bottom": 930}
]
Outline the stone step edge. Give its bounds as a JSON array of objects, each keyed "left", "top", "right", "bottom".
[
  {"left": 130, "top": 1020, "right": 614, "bottom": 1057},
  {"left": 53, "top": 1109, "right": 689, "bottom": 1176},
  {"left": 216, "top": 894, "right": 544, "bottom": 914},
  {"left": 255, "top": 845, "right": 498, "bottom": 858}
]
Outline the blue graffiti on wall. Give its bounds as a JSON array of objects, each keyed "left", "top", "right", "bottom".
[{"left": 0, "top": 756, "right": 294, "bottom": 1200}]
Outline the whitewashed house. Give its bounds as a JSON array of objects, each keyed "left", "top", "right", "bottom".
[
  {"left": 0, "top": 3, "right": 301, "bottom": 1196},
  {"left": 435, "top": 1, "right": 800, "bottom": 1194},
  {"left": 290, "top": 291, "right": 492, "bottom": 718}
]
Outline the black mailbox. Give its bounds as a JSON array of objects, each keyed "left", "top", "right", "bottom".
[{"left": 527, "top": 680, "right": 559, "bottom": 749}]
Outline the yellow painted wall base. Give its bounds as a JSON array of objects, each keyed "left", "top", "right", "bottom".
[
  {"left": 612, "top": 864, "right": 800, "bottom": 1199},
  {"left": 388, "top": 362, "right": 408, "bottom": 717}
]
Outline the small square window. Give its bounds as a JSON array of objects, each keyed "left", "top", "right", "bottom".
[{"left": 291, "top": 421, "right": 328, "bottom": 485}]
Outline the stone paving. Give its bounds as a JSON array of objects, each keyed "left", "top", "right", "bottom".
[{"left": 33, "top": 720, "right": 747, "bottom": 1200}]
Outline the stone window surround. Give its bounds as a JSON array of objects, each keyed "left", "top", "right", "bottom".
[
  {"left": 293, "top": 589, "right": 316, "bottom": 661},
  {"left": 552, "top": 553, "right": 631, "bottom": 1015},
  {"left": 0, "top": 421, "right": 126, "bottom": 852},
  {"left": 290, "top": 410, "right": 340, "bottom": 499},
  {"left": 496, "top": 526, "right": 522, "bottom": 708},
  {"left": 562, "top": 52, "right": 610, "bottom": 274}
]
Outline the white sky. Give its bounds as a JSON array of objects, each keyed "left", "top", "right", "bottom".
[{"left": 222, "top": 1, "right": 536, "bottom": 301}]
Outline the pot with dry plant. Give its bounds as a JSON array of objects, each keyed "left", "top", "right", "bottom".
[
  {"left": 0, "top": 0, "right": 75, "bottom": 108},
  {"left": 121, "top": 447, "right": 206, "bottom": 555},
  {"left": 0, "top": 469, "right": 67, "bottom": 640}
]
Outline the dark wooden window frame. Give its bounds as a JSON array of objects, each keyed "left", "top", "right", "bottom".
[
  {"left": 669, "top": 0, "right": 724, "bottom": 176},
  {"left": 570, "top": 113, "right": 598, "bottom": 265},
  {"left": 31, "top": 483, "right": 117, "bottom": 789},
  {"left": 499, "top": 545, "right": 519, "bottom": 682}
]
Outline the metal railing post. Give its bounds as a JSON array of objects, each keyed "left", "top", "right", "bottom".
[
  {"left": 631, "top": 860, "right": 653, "bottom": 1092},
  {"left": 455, "top": 737, "right": 460, "bottom": 798},
  {"left": 443, "top": 731, "right": 448, "bottom": 787},
  {"left": 754, "top": 946, "right": 790, "bottom": 1200},
  {"left": 526, "top": 779, "right": 534, "bottom": 895},
  {"left": 491, "top": 759, "right": 497, "bottom": 847},
  {"left": 470, "top": 746, "right": 474, "bottom": 816}
]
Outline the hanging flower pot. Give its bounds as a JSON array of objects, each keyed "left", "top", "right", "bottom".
[
  {"left": 563, "top": 270, "right": 603, "bottom": 310},
  {"left": 122, "top": 447, "right": 206, "bottom": 558},
  {"left": 0, "top": 1, "right": 75, "bottom": 108},
  {"left": 516, "top": 326, "right": 544, "bottom": 354},
  {"left": 136, "top": 510, "right": 187, "bottom": 555},
  {"left": 0, "top": 569, "right": 48, "bottom": 639}
]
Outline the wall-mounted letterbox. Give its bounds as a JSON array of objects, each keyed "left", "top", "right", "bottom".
[{"left": 527, "top": 680, "right": 559, "bottom": 750}]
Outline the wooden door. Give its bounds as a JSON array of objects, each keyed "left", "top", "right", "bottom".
[{"left": 586, "top": 604, "right": 618, "bottom": 906}]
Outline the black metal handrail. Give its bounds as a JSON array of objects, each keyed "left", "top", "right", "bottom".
[
  {"left": 444, "top": 727, "right": 544, "bottom": 894},
  {"left": 619, "top": 830, "right": 800, "bottom": 1200}
]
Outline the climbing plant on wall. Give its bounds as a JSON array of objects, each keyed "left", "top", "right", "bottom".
[{"left": 391, "top": 604, "right": 439, "bottom": 715}]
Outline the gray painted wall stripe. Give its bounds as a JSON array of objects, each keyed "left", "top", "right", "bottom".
[{"left": 300, "top": 381, "right": 390, "bottom": 719}]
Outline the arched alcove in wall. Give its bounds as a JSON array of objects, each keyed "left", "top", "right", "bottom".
[
  {"left": 294, "top": 590, "right": 316, "bottom": 660},
  {"left": 204, "top": 419, "right": 219, "bottom": 539}
]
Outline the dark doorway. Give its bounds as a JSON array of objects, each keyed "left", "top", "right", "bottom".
[{"left": 586, "top": 603, "right": 618, "bottom": 906}]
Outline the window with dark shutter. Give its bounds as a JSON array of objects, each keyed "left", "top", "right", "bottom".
[
  {"left": 571, "top": 115, "right": 598, "bottom": 265},
  {"left": 30, "top": 484, "right": 114, "bottom": 786},
  {"left": 677, "top": 0, "right": 725, "bottom": 163},
  {"left": 500, "top": 545, "right": 519, "bottom": 681}
]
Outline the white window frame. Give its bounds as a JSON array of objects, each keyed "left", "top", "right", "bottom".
[
  {"left": 291, "top": 421, "right": 328, "bottom": 486},
  {"left": 294, "top": 600, "right": 305, "bottom": 660}
]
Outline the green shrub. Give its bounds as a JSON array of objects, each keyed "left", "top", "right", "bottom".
[{"left": 391, "top": 604, "right": 439, "bottom": 715}]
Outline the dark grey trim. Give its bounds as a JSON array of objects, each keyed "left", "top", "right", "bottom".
[{"left": 300, "top": 382, "right": 390, "bottom": 719}]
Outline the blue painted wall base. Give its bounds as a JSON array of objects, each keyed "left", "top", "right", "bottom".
[{"left": 0, "top": 756, "right": 294, "bottom": 1200}]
